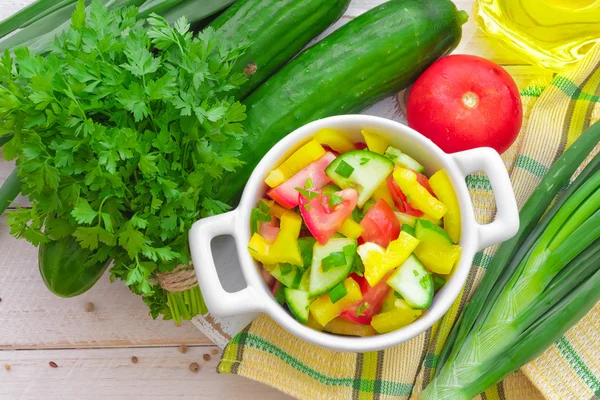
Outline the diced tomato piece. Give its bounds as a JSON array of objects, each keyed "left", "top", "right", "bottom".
[
  {"left": 259, "top": 218, "right": 280, "bottom": 243},
  {"left": 387, "top": 176, "right": 424, "bottom": 217},
  {"left": 267, "top": 152, "right": 336, "bottom": 208},
  {"left": 359, "top": 199, "right": 401, "bottom": 248},
  {"left": 322, "top": 145, "right": 340, "bottom": 157},
  {"left": 299, "top": 188, "right": 358, "bottom": 244},
  {"left": 341, "top": 273, "right": 392, "bottom": 325},
  {"left": 355, "top": 142, "right": 368, "bottom": 150},
  {"left": 416, "top": 171, "right": 435, "bottom": 197}
]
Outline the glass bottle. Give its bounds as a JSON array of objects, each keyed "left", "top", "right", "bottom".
[{"left": 474, "top": 0, "right": 600, "bottom": 71}]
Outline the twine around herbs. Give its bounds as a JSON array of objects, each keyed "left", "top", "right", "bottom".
[{"left": 156, "top": 264, "right": 198, "bottom": 293}]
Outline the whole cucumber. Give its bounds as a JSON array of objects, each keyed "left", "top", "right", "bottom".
[
  {"left": 39, "top": 236, "right": 111, "bottom": 298},
  {"left": 210, "top": 0, "right": 351, "bottom": 99},
  {"left": 216, "top": 0, "right": 467, "bottom": 204}
]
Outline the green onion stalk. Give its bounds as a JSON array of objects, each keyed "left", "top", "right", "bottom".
[{"left": 421, "top": 121, "right": 600, "bottom": 400}]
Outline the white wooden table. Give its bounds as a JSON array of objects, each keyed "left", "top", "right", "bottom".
[{"left": 0, "top": 1, "right": 542, "bottom": 399}]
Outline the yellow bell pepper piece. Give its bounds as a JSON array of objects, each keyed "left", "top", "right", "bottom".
[
  {"left": 338, "top": 218, "right": 364, "bottom": 239},
  {"left": 393, "top": 167, "right": 447, "bottom": 220},
  {"left": 265, "top": 140, "right": 326, "bottom": 188},
  {"left": 358, "top": 231, "right": 420, "bottom": 287},
  {"left": 361, "top": 129, "right": 388, "bottom": 154},
  {"left": 310, "top": 278, "right": 362, "bottom": 327},
  {"left": 314, "top": 128, "right": 355, "bottom": 153},
  {"left": 371, "top": 299, "right": 422, "bottom": 334},
  {"left": 414, "top": 242, "right": 461, "bottom": 275},
  {"left": 429, "top": 170, "right": 461, "bottom": 243},
  {"left": 324, "top": 317, "right": 376, "bottom": 337},
  {"left": 249, "top": 212, "right": 303, "bottom": 266},
  {"left": 306, "top": 314, "right": 324, "bottom": 331},
  {"left": 248, "top": 233, "right": 278, "bottom": 265},
  {"left": 372, "top": 180, "right": 394, "bottom": 208},
  {"left": 269, "top": 211, "right": 303, "bottom": 266}
]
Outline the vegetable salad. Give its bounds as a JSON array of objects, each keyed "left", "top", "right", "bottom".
[{"left": 248, "top": 128, "right": 462, "bottom": 336}]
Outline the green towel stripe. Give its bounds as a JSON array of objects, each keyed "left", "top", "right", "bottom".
[
  {"left": 556, "top": 336, "right": 600, "bottom": 396},
  {"left": 424, "top": 353, "right": 438, "bottom": 369},
  {"left": 520, "top": 85, "right": 546, "bottom": 97},
  {"left": 515, "top": 155, "right": 549, "bottom": 178},
  {"left": 473, "top": 251, "right": 493, "bottom": 269},
  {"left": 552, "top": 76, "right": 600, "bottom": 102},
  {"left": 238, "top": 333, "right": 413, "bottom": 396},
  {"left": 466, "top": 175, "right": 492, "bottom": 192}
]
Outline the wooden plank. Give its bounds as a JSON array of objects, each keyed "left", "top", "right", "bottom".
[
  {"left": 0, "top": 346, "right": 291, "bottom": 399},
  {"left": 0, "top": 223, "right": 212, "bottom": 349}
]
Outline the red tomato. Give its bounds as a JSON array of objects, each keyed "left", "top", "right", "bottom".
[
  {"left": 299, "top": 188, "right": 358, "bottom": 244},
  {"left": 359, "top": 199, "right": 400, "bottom": 248},
  {"left": 407, "top": 55, "right": 522, "bottom": 154},
  {"left": 355, "top": 142, "right": 368, "bottom": 150},
  {"left": 259, "top": 218, "right": 280, "bottom": 243},
  {"left": 340, "top": 273, "right": 392, "bottom": 325},
  {"left": 387, "top": 177, "right": 424, "bottom": 217},
  {"left": 267, "top": 152, "right": 336, "bottom": 209}
]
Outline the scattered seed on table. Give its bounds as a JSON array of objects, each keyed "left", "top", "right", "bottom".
[
  {"left": 84, "top": 302, "right": 95, "bottom": 312},
  {"left": 178, "top": 344, "right": 188, "bottom": 354},
  {"left": 189, "top": 362, "right": 200, "bottom": 373},
  {"left": 211, "top": 349, "right": 218, "bottom": 355},
  {"left": 4, "top": 364, "right": 10, "bottom": 371},
  {"left": 203, "top": 354, "right": 211, "bottom": 362},
  {"left": 0, "top": 297, "right": 3, "bottom": 303},
  {"left": 49, "top": 361, "right": 58, "bottom": 368},
  {"left": 131, "top": 356, "right": 138, "bottom": 364}
]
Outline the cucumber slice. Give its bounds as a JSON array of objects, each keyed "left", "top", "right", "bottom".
[
  {"left": 415, "top": 219, "right": 453, "bottom": 245},
  {"left": 284, "top": 288, "right": 311, "bottom": 323},
  {"left": 384, "top": 146, "right": 425, "bottom": 173},
  {"left": 386, "top": 254, "right": 433, "bottom": 309},
  {"left": 269, "top": 263, "right": 302, "bottom": 289},
  {"left": 325, "top": 150, "right": 394, "bottom": 207},
  {"left": 402, "top": 224, "right": 416, "bottom": 237},
  {"left": 298, "top": 267, "right": 311, "bottom": 292},
  {"left": 395, "top": 211, "right": 417, "bottom": 227},
  {"left": 309, "top": 238, "right": 356, "bottom": 298}
]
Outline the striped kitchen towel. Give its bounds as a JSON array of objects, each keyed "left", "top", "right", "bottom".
[{"left": 218, "top": 44, "right": 600, "bottom": 400}]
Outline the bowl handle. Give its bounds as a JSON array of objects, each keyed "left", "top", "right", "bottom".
[
  {"left": 189, "top": 211, "right": 265, "bottom": 317},
  {"left": 451, "top": 148, "right": 520, "bottom": 251}
]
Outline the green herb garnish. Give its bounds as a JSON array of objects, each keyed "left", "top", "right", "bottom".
[
  {"left": 329, "top": 192, "right": 344, "bottom": 207},
  {"left": 321, "top": 251, "right": 346, "bottom": 271},
  {"left": 355, "top": 302, "right": 370, "bottom": 317},
  {"left": 335, "top": 160, "right": 354, "bottom": 178},
  {"left": 328, "top": 281, "right": 348, "bottom": 304}
]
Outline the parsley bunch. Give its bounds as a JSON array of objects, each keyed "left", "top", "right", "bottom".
[{"left": 0, "top": 1, "right": 248, "bottom": 318}]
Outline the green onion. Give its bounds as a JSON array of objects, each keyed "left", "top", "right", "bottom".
[
  {"left": 328, "top": 281, "right": 347, "bottom": 304},
  {"left": 0, "top": 0, "right": 76, "bottom": 40},
  {"left": 159, "top": 0, "right": 236, "bottom": 25},
  {"left": 335, "top": 160, "right": 354, "bottom": 178},
  {"left": 321, "top": 251, "right": 346, "bottom": 271},
  {"left": 422, "top": 121, "right": 600, "bottom": 400},
  {"left": 138, "top": 0, "right": 183, "bottom": 17}
]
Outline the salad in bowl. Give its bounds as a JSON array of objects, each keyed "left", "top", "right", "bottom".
[{"left": 247, "top": 128, "right": 462, "bottom": 336}]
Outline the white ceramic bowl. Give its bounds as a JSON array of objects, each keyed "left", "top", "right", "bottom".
[{"left": 189, "top": 115, "right": 519, "bottom": 353}]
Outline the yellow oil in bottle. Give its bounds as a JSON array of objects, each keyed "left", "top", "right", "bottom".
[{"left": 474, "top": 0, "right": 600, "bottom": 71}]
